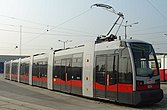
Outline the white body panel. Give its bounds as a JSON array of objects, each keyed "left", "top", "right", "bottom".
[
  {"left": 47, "top": 51, "right": 54, "bottom": 90},
  {"left": 18, "top": 58, "right": 21, "bottom": 82},
  {"left": 82, "top": 42, "right": 95, "bottom": 97},
  {"left": 29, "top": 56, "right": 33, "bottom": 85},
  {"left": 9, "top": 60, "right": 12, "bottom": 80},
  {"left": 95, "top": 41, "right": 121, "bottom": 51},
  {"left": 3, "top": 61, "right": 6, "bottom": 78}
]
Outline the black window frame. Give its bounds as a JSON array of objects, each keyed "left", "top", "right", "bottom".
[
  {"left": 118, "top": 47, "right": 133, "bottom": 84},
  {"left": 130, "top": 42, "right": 159, "bottom": 77},
  {"left": 32, "top": 57, "right": 48, "bottom": 77},
  {"left": 11, "top": 62, "right": 18, "bottom": 74},
  {"left": 20, "top": 61, "right": 30, "bottom": 76}
]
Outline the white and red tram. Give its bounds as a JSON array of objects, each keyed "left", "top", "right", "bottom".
[
  {"left": 4, "top": 39, "right": 163, "bottom": 106},
  {"left": 156, "top": 53, "right": 167, "bottom": 82}
]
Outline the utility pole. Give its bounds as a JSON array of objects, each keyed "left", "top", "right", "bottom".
[
  {"left": 58, "top": 40, "right": 72, "bottom": 49},
  {"left": 125, "top": 21, "right": 138, "bottom": 39},
  {"left": 20, "top": 25, "right": 22, "bottom": 57},
  {"left": 118, "top": 21, "right": 138, "bottom": 39},
  {"left": 125, "top": 21, "right": 128, "bottom": 39}
]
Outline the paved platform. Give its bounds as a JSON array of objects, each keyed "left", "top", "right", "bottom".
[
  {"left": 0, "top": 74, "right": 166, "bottom": 110},
  {"left": 0, "top": 96, "right": 56, "bottom": 110},
  {"left": 0, "top": 74, "right": 56, "bottom": 110}
]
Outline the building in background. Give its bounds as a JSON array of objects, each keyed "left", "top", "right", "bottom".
[{"left": 0, "top": 55, "right": 28, "bottom": 73}]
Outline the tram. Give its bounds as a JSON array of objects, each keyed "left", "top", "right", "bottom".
[
  {"left": 4, "top": 37, "right": 163, "bottom": 106},
  {"left": 156, "top": 53, "right": 167, "bottom": 82}
]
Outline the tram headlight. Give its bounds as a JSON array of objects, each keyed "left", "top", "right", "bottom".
[{"left": 136, "top": 80, "right": 144, "bottom": 86}]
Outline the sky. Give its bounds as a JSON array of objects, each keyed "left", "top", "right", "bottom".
[{"left": 0, "top": 0, "right": 167, "bottom": 55}]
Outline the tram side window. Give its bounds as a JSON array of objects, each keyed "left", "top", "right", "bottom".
[
  {"left": 21, "top": 62, "right": 29, "bottom": 76},
  {"left": 25, "top": 62, "right": 30, "bottom": 76},
  {"left": 53, "top": 60, "right": 61, "bottom": 78},
  {"left": 32, "top": 62, "right": 39, "bottom": 76},
  {"left": 38, "top": 60, "right": 48, "bottom": 77},
  {"left": 119, "top": 48, "right": 132, "bottom": 84},
  {"left": 66, "top": 59, "right": 72, "bottom": 81},
  {"left": 61, "top": 60, "right": 66, "bottom": 81},
  {"left": 107, "top": 55, "right": 116, "bottom": 85},
  {"left": 42, "top": 61, "right": 48, "bottom": 77},
  {"left": 6, "top": 64, "right": 10, "bottom": 74},
  {"left": 32, "top": 58, "right": 48, "bottom": 78},
  {"left": 20, "top": 63, "right": 23, "bottom": 75},
  {"left": 72, "top": 58, "right": 82, "bottom": 80},
  {"left": 12, "top": 63, "right": 18, "bottom": 74},
  {"left": 96, "top": 55, "right": 106, "bottom": 85},
  {"left": 20, "top": 63, "right": 25, "bottom": 75}
]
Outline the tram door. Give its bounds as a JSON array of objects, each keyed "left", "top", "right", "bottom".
[
  {"left": 61, "top": 59, "right": 72, "bottom": 93},
  {"left": 95, "top": 54, "right": 118, "bottom": 100}
]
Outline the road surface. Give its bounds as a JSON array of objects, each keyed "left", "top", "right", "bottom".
[{"left": 0, "top": 75, "right": 167, "bottom": 110}]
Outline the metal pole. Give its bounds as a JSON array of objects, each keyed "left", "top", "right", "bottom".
[
  {"left": 125, "top": 21, "right": 127, "bottom": 39},
  {"left": 107, "top": 15, "right": 121, "bottom": 36},
  {"left": 123, "top": 21, "right": 138, "bottom": 39},
  {"left": 64, "top": 42, "right": 65, "bottom": 49},
  {"left": 125, "top": 25, "right": 127, "bottom": 39},
  {"left": 20, "top": 25, "right": 22, "bottom": 57},
  {"left": 58, "top": 40, "right": 72, "bottom": 49}
]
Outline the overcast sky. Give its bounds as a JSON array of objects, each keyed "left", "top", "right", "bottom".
[{"left": 0, "top": 0, "right": 167, "bottom": 55}]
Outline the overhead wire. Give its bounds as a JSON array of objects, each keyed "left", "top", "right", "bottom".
[
  {"left": 0, "top": 19, "right": 100, "bottom": 41},
  {"left": 115, "top": 0, "right": 167, "bottom": 40},
  {"left": 0, "top": 0, "right": 118, "bottom": 54},
  {"left": 53, "top": 27, "right": 97, "bottom": 36},
  {"left": 0, "top": 9, "right": 94, "bottom": 47},
  {"left": 0, "top": 28, "right": 96, "bottom": 37},
  {"left": 129, "top": 24, "right": 167, "bottom": 33},
  {"left": 130, "top": 30, "right": 167, "bottom": 36},
  {"left": 154, "top": 42, "right": 167, "bottom": 45},
  {"left": 146, "top": 0, "right": 167, "bottom": 23},
  {"left": 0, "top": 14, "right": 51, "bottom": 27},
  {"left": 22, "top": 8, "right": 92, "bottom": 46},
  {"left": 0, "top": 13, "right": 99, "bottom": 38},
  {"left": 16, "top": 0, "right": 112, "bottom": 46},
  {"left": 0, "top": 20, "right": 130, "bottom": 38},
  {"left": 1, "top": 0, "right": 166, "bottom": 42},
  {"left": 0, "top": 0, "right": 114, "bottom": 52}
]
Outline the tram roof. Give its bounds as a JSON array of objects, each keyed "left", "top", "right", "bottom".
[
  {"left": 122, "top": 39, "right": 150, "bottom": 44},
  {"left": 52, "top": 39, "right": 152, "bottom": 53}
]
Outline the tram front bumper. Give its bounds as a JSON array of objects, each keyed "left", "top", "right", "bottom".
[{"left": 133, "top": 89, "right": 163, "bottom": 106}]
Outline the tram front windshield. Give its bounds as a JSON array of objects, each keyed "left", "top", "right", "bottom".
[{"left": 130, "top": 43, "right": 159, "bottom": 77}]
